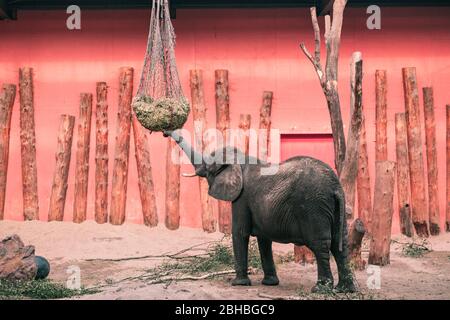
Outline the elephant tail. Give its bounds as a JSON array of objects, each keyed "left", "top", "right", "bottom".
[{"left": 334, "top": 190, "right": 346, "bottom": 252}]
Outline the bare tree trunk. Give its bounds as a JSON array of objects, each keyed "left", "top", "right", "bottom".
[
  {"left": 95, "top": 82, "right": 109, "bottom": 224},
  {"left": 395, "top": 113, "right": 414, "bottom": 237},
  {"left": 0, "top": 84, "right": 16, "bottom": 220},
  {"left": 73, "top": 93, "right": 93, "bottom": 223},
  {"left": 19, "top": 67, "right": 39, "bottom": 221},
  {"left": 190, "top": 70, "right": 216, "bottom": 233},
  {"left": 298, "top": 1, "right": 348, "bottom": 263},
  {"left": 348, "top": 218, "right": 366, "bottom": 270},
  {"left": 258, "top": 91, "right": 273, "bottom": 161},
  {"left": 369, "top": 161, "right": 396, "bottom": 266},
  {"left": 165, "top": 138, "right": 180, "bottom": 230},
  {"left": 447, "top": 105, "right": 450, "bottom": 232},
  {"left": 48, "top": 115, "right": 75, "bottom": 221},
  {"left": 402, "top": 67, "right": 429, "bottom": 237},
  {"left": 110, "top": 67, "right": 133, "bottom": 225},
  {"left": 375, "top": 70, "right": 388, "bottom": 162},
  {"left": 423, "top": 87, "right": 440, "bottom": 235},
  {"left": 215, "top": 69, "right": 231, "bottom": 234},
  {"left": 300, "top": 2, "right": 348, "bottom": 175}
]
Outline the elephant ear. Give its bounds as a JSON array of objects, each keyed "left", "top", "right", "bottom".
[{"left": 208, "top": 165, "right": 243, "bottom": 202}]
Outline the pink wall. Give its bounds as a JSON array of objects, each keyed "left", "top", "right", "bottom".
[{"left": 0, "top": 7, "right": 449, "bottom": 233}]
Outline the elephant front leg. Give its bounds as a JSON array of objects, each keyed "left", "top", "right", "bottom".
[
  {"left": 231, "top": 233, "right": 251, "bottom": 286},
  {"left": 257, "top": 237, "right": 279, "bottom": 286}
]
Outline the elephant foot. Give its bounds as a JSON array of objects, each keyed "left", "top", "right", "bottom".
[
  {"left": 262, "top": 275, "right": 279, "bottom": 286},
  {"left": 335, "top": 281, "right": 357, "bottom": 293},
  {"left": 311, "top": 280, "right": 333, "bottom": 294},
  {"left": 232, "top": 276, "right": 252, "bottom": 286}
]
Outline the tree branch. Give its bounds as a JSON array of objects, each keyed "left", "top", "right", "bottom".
[
  {"left": 324, "top": 15, "right": 331, "bottom": 40},
  {"left": 325, "top": 0, "right": 347, "bottom": 82},
  {"left": 147, "top": 270, "right": 235, "bottom": 284},
  {"left": 310, "top": 7, "right": 322, "bottom": 65},
  {"left": 300, "top": 7, "right": 325, "bottom": 87},
  {"left": 299, "top": 43, "right": 324, "bottom": 85}
]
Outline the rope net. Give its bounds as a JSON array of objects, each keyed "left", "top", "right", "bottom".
[{"left": 133, "top": 0, "right": 190, "bottom": 132}]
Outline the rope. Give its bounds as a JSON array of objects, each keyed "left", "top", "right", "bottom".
[{"left": 133, "top": 0, "right": 189, "bottom": 132}]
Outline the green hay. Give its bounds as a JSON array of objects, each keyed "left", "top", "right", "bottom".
[
  {"left": 153, "top": 240, "right": 262, "bottom": 276},
  {"left": 133, "top": 95, "right": 190, "bottom": 132},
  {"left": 402, "top": 240, "right": 431, "bottom": 258},
  {"left": 0, "top": 279, "right": 98, "bottom": 300}
]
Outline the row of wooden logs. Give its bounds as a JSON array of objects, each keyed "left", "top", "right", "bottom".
[
  {"left": 1, "top": 65, "right": 449, "bottom": 268},
  {"left": 297, "top": 65, "right": 450, "bottom": 268},
  {"left": 368, "top": 68, "right": 449, "bottom": 266},
  {"left": 0, "top": 67, "right": 272, "bottom": 235},
  {"left": 370, "top": 68, "right": 448, "bottom": 240}
]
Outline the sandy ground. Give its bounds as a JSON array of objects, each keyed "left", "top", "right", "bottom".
[{"left": 1, "top": 220, "right": 449, "bottom": 300}]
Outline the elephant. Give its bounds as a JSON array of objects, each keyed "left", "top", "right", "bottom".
[{"left": 164, "top": 130, "right": 356, "bottom": 293}]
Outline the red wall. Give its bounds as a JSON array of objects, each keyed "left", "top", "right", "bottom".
[{"left": 0, "top": 7, "right": 449, "bottom": 233}]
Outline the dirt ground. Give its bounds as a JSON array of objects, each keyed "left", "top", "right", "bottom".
[{"left": 1, "top": 220, "right": 449, "bottom": 300}]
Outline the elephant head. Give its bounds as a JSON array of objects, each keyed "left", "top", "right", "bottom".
[{"left": 164, "top": 130, "right": 243, "bottom": 202}]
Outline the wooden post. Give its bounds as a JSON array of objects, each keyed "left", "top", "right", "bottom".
[
  {"left": 215, "top": 69, "right": 232, "bottom": 234},
  {"left": 132, "top": 108, "right": 158, "bottom": 227},
  {"left": 447, "top": 105, "right": 450, "bottom": 232},
  {"left": 19, "top": 67, "right": 39, "bottom": 220},
  {"left": 369, "top": 161, "right": 396, "bottom": 266},
  {"left": 95, "top": 82, "right": 109, "bottom": 224},
  {"left": 110, "top": 67, "right": 133, "bottom": 225},
  {"left": 340, "top": 56, "right": 363, "bottom": 219},
  {"left": 258, "top": 91, "right": 273, "bottom": 162},
  {"left": 73, "top": 93, "right": 93, "bottom": 223},
  {"left": 345, "top": 51, "right": 363, "bottom": 218},
  {"left": 348, "top": 218, "right": 366, "bottom": 270},
  {"left": 402, "top": 67, "right": 429, "bottom": 237},
  {"left": 165, "top": 138, "right": 180, "bottom": 230},
  {"left": 0, "top": 84, "right": 16, "bottom": 220},
  {"left": 423, "top": 87, "right": 440, "bottom": 235},
  {"left": 190, "top": 70, "right": 215, "bottom": 232},
  {"left": 340, "top": 56, "right": 365, "bottom": 268},
  {"left": 238, "top": 114, "right": 251, "bottom": 154},
  {"left": 375, "top": 70, "right": 388, "bottom": 162},
  {"left": 395, "top": 113, "right": 414, "bottom": 237},
  {"left": 48, "top": 115, "right": 75, "bottom": 221},
  {"left": 357, "top": 110, "right": 372, "bottom": 233}
]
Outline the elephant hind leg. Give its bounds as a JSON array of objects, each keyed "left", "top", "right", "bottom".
[
  {"left": 330, "top": 232, "right": 357, "bottom": 292},
  {"left": 309, "top": 240, "right": 333, "bottom": 293}
]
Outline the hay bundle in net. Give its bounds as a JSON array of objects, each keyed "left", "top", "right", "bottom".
[
  {"left": 133, "top": 0, "right": 190, "bottom": 132},
  {"left": 133, "top": 96, "right": 190, "bottom": 132}
]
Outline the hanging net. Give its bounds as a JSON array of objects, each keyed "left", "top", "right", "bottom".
[{"left": 133, "top": 0, "right": 190, "bottom": 132}]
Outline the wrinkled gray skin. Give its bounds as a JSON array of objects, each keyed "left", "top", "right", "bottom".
[{"left": 164, "top": 130, "right": 356, "bottom": 292}]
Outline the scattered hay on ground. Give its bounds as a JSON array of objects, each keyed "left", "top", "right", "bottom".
[
  {"left": 0, "top": 279, "right": 98, "bottom": 300},
  {"left": 395, "top": 239, "right": 432, "bottom": 258}
]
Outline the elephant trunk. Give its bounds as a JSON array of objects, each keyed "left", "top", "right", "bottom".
[{"left": 164, "top": 130, "right": 204, "bottom": 171}]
